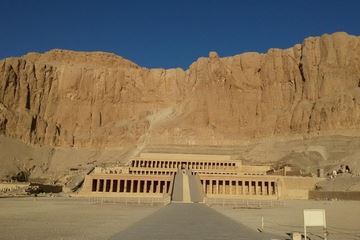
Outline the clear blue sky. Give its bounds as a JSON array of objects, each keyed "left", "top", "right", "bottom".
[{"left": 1, "top": 0, "right": 359, "bottom": 69}]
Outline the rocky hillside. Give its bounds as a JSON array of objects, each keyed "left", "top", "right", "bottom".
[{"left": 1, "top": 32, "right": 360, "bottom": 149}]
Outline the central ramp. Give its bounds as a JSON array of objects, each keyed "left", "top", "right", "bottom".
[
  {"left": 171, "top": 169, "right": 204, "bottom": 203},
  {"left": 110, "top": 203, "right": 278, "bottom": 240}
]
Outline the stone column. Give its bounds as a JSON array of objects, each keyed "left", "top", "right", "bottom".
[
  {"left": 150, "top": 181, "right": 155, "bottom": 193},
  {"left": 131, "top": 180, "right": 135, "bottom": 193},
  {"left": 110, "top": 179, "right": 114, "bottom": 192},
  {"left": 124, "top": 180, "right": 128, "bottom": 192},
  {"left": 97, "top": 179, "right": 101, "bottom": 192},
  {"left": 235, "top": 181, "right": 239, "bottom": 195},
  {"left": 144, "top": 180, "right": 148, "bottom": 193},
  {"left": 104, "top": 180, "right": 108, "bottom": 192},
  {"left": 202, "top": 180, "right": 206, "bottom": 194}
]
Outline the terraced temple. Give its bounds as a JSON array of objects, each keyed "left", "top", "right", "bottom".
[{"left": 79, "top": 153, "right": 322, "bottom": 202}]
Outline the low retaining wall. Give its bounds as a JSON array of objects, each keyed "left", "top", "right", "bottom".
[
  {"left": 86, "top": 196, "right": 171, "bottom": 206},
  {"left": 205, "top": 197, "right": 284, "bottom": 208},
  {"left": 0, "top": 183, "right": 29, "bottom": 193},
  {"left": 309, "top": 191, "right": 360, "bottom": 200}
]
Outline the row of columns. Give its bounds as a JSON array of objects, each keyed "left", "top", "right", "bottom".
[
  {"left": 130, "top": 170, "right": 175, "bottom": 175},
  {"left": 91, "top": 179, "right": 171, "bottom": 194},
  {"left": 201, "top": 179, "right": 277, "bottom": 196},
  {"left": 131, "top": 160, "right": 236, "bottom": 170}
]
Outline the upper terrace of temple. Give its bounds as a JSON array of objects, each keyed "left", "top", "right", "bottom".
[
  {"left": 129, "top": 153, "right": 239, "bottom": 170},
  {"left": 128, "top": 153, "right": 270, "bottom": 175}
]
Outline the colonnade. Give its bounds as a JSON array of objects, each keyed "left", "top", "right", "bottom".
[
  {"left": 130, "top": 159, "right": 236, "bottom": 170},
  {"left": 91, "top": 178, "right": 171, "bottom": 194},
  {"left": 129, "top": 170, "right": 175, "bottom": 175},
  {"left": 200, "top": 179, "right": 277, "bottom": 196}
]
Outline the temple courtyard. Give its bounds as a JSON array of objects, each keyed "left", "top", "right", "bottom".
[{"left": 0, "top": 197, "right": 359, "bottom": 240}]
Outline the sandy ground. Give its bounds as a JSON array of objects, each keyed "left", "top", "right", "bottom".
[
  {"left": 0, "top": 197, "right": 159, "bottom": 240},
  {"left": 0, "top": 197, "right": 359, "bottom": 240},
  {"left": 110, "top": 203, "right": 277, "bottom": 240},
  {"left": 214, "top": 200, "right": 360, "bottom": 240}
]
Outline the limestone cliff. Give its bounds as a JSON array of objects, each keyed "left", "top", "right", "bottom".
[{"left": 1, "top": 32, "right": 360, "bottom": 149}]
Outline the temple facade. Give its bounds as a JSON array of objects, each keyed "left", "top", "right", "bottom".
[{"left": 79, "top": 153, "right": 322, "bottom": 202}]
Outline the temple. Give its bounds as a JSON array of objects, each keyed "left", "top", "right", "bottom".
[{"left": 79, "top": 153, "right": 322, "bottom": 203}]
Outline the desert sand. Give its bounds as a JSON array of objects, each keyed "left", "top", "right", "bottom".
[
  {"left": 0, "top": 197, "right": 359, "bottom": 240},
  {"left": 215, "top": 200, "right": 360, "bottom": 240},
  {"left": 0, "top": 197, "right": 159, "bottom": 240}
]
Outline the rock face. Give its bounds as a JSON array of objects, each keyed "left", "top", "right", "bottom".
[{"left": 1, "top": 32, "right": 360, "bottom": 149}]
